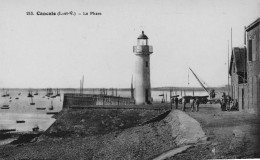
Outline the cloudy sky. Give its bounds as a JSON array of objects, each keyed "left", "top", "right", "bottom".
[{"left": 0, "top": 0, "right": 259, "bottom": 88}]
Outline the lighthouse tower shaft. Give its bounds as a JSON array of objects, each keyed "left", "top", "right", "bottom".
[{"left": 133, "top": 31, "right": 153, "bottom": 105}]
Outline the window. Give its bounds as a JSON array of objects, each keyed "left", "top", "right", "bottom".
[
  {"left": 146, "top": 61, "right": 148, "bottom": 67},
  {"left": 138, "top": 39, "right": 147, "bottom": 45},
  {"left": 248, "top": 39, "right": 252, "bottom": 61}
]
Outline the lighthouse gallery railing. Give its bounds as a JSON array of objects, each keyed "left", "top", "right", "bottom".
[{"left": 133, "top": 46, "right": 153, "bottom": 53}]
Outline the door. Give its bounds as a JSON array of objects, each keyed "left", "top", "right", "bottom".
[
  {"left": 242, "top": 88, "right": 244, "bottom": 110},
  {"left": 256, "top": 75, "right": 260, "bottom": 110},
  {"left": 145, "top": 89, "right": 149, "bottom": 103}
]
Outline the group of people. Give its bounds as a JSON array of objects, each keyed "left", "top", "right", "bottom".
[
  {"left": 169, "top": 93, "right": 239, "bottom": 112},
  {"left": 171, "top": 96, "right": 200, "bottom": 112},
  {"left": 220, "top": 93, "right": 239, "bottom": 111},
  {"left": 182, "top": 97, "right": 200, "bottom": 112}
]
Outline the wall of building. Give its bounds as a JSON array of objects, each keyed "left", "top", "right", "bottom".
[
  {"left": 247, "top": 24, "right": 260, "bottom": 113},
  {"left": 238, "top": 84, "right": 248, "bottom": 111},
  {"left": 231, "top": 75, "right": 249, "bottom": 111},
  {"left": 258, "top": 76, "right": 260, "bottom": 112},
  {"left": 231, "top": 74, "right": 239, "bottom": 100},
  {"left": 135, "top": 54, "right": 151, "bottom": 104}
]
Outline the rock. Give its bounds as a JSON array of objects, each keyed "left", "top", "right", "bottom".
[
  {"left": 200, "top": 136, "right": 210, "bottom": 141},
  {"left": 233, "top": 129, "right": 245, "bottom": 138},
  {"left": 212, "top": 142, "right": 218, "bottom": 146},
  {"left": 212, "top": 147, "right": 216, "bottom": 155}
]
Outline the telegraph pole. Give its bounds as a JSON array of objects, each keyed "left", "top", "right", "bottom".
[{"left": 228, "top": 40, "right": 230, "bottom": 96}]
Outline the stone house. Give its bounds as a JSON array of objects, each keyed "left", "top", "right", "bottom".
[
  {"left": 245, "top": 18, "right": 260, "bottom": 113},
  {"left": 229, "top": 18, "right": 260, "bottom": 113},
  {"left": 229, "top": 47, "right": 247, "bottom": 111}
]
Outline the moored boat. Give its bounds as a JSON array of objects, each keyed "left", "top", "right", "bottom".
[
  {"left": 2, "top": 89, "right": 10, "bottom": 97},
  {"left": 46, "top": 88, "right": 53, "bottom": 97},
  {"left": 34, "top": 90, "right": 38, "bottom": 95},
  {"left": 46, "top": 112, "right": 59, "bottom": 115},
  {"left": 1, "top": 105, "right": 9, "bottom": 109},
  {"left": 30, "top": 97, "right": 35, "bottom": 105},
  {"left": 36, "top": 108, "right": 46, "bottom": 110},
  {"left": 32, "top": 125, "right": 39, "bottom": 132},
  {"left": 27, "top": 89, "right": 33, "bottom": 97},
  {"left": 49, "top": 100, "right": 54, "bottom": 110},
  {"left": 16, "top": 120, "right": 25, "bottom": 123}
]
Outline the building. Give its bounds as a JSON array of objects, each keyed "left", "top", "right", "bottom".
[
  {"left": 229, "top": 47, "right": 247, "bottom": 111},
  {"left": 133, "top": 31, "right": 153, "bottom": 104},
  {"left": 245, "top": 18, "right": 260, "bottom": 113},
  {"left": 230, "top": 18, "right": 260, "bottom": 113}
]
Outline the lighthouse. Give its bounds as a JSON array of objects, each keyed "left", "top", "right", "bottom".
[{"left": 133, "top": 31, "right": 153, "bottom": 105}]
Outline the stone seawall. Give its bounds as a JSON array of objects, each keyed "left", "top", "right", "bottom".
[{"left": 63, "top": 93, "right": 135, "bottom": 108}]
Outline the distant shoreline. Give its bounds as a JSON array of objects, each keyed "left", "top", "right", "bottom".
[{"left": 0, "top": 86, "right": 228, "bottom": 92}]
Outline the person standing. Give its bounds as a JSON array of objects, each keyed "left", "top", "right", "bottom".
[
  {"left": 175, "top": 97, "right": 179, "bottom": 109},
  {"left": 182, "top": 97, "right": 187, "bottom": 111},
  {"left": 190, "top": 97, "right": 195, "bottom": 112},
  {"left": 221, "top": 93, "right": 227, "bottom": 111},
  {"left": 195, "top": 97, "right": 200, "bottom": 112},
  {"left": 234, "top": 99, "right": 238, "bottom": 111},
  {"left": 170, "top": 97, "right": 174, "bottom": 110},
  {"left": 226, "top": 96, "right": 231, "bottom": 111}
]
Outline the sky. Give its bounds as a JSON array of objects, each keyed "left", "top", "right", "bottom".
[{"left": 0, "top": 0, "right": 259, "bottom": 88}]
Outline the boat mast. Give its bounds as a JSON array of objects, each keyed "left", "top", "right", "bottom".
[{"left": 229, "top": 28, "right": 232, "bottom": 96}]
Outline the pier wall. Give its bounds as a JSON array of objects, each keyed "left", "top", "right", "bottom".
[{"left": 63, "top": 93, "right": 135, "bottom": 108}]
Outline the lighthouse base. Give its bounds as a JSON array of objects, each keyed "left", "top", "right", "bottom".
[{"left": 135, "top": 96, "right": 153, "bottom": 105}]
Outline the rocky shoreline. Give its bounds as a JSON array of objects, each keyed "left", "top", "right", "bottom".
[
  {"left": 3, "top": 104, "right": 257, "bottom": 159},
  {"left": 0, "top": 106, "right": 207, "bottom": 159}
]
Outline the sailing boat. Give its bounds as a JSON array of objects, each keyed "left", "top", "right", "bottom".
[
  {"left": 5, "top": 89, "right": 9, "bottom": 97},
  {"left": 49, "top": 100, "right": 54, "bottom": 110},
  {"left": 2, "top": 89, "right": 9, "bottom": 97},
  {"left": 30, "top": 97, "right": 35, "bottom": 105},
  {"left": 34, "top": 90, "right": 38, "bottom": 95},
  {"left": 28, "top": 89, "right": 33, "bottom": 98},
  {"left": 16, "top": 92, "right": 20, "bottom": 99},
  {"left": 46, "top": 101, "right": 58, "bottom": 115},
  {"left": 56, "top": 89, "right": 60, "bottom": 97},
  {"left": 1, "top": 105, "right": 9, "bottom": 109},
  {"left": 46, "top": 88, "right": 53, "bottom": 97}
]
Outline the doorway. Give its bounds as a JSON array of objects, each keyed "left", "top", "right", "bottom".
[
  {"left": 242, "top": 88, "right": 244, "bottom": 110},
  {"left": 145, "top": 89, "right": 149, "bottom": 103}
]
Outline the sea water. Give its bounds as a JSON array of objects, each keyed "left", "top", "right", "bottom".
[{"left": 0, "top": 89, "right": 63, "bottom": 132}]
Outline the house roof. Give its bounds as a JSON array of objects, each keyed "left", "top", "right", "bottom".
[
  {"left": 246, "top": 18, "right": 260, "bottom": 32},
  {"left": 229, "top": 47, "right": 247, "bottom": 75}
]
